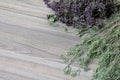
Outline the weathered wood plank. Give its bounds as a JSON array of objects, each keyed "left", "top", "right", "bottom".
[
  {"left": 0, "top": 0, "right": 93, "bottom": 80},
  {"left": 0, "top": 49, "right": 93, "bottom": 80},
  {"left": 0, "top": 1, "right": 52, "bottom": 18}
]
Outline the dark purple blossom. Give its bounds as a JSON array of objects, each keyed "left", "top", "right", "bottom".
[
  {"left": 43, "top": 0, "right": 49, "bottom": 4},
  {"left": 43, "top": 0, "right": 119, "bottom": 28}
]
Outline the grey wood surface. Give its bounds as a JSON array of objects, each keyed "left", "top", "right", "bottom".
[{"left": 0, "top": 0, "right": 93, "bottom": 80}]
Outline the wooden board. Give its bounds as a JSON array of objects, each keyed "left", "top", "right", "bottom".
[{"left": 0, "top": 0, "right": 93, "bottom": 80}]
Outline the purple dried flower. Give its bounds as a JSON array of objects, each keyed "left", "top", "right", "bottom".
[
  {"left": 86, "top": 17, "right": 96, "bottom": 26},
  {"left": 43, "top": 0, "right": 49, "bottom": 4},
  {"left": 70, "top": 2, "right": 77, "bottom": 13},
  {"left": 43, "top": 0, "right": 118, "bottom": 28}
]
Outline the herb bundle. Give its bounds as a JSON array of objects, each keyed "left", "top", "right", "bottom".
[
  {"left": 43, "top": 0, "right": 120, "bottom": 80},
  {"left": 62, "top": 13, "right": 120, "bottom": 80}
]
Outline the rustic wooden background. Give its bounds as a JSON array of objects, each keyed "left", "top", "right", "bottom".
[{"left": 0, "top": 0, "right": 93, "bottom": 80}]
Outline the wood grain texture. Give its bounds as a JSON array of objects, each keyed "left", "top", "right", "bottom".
[{"left": 0, "top": 0, "right": 93, "bottom": 80}]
